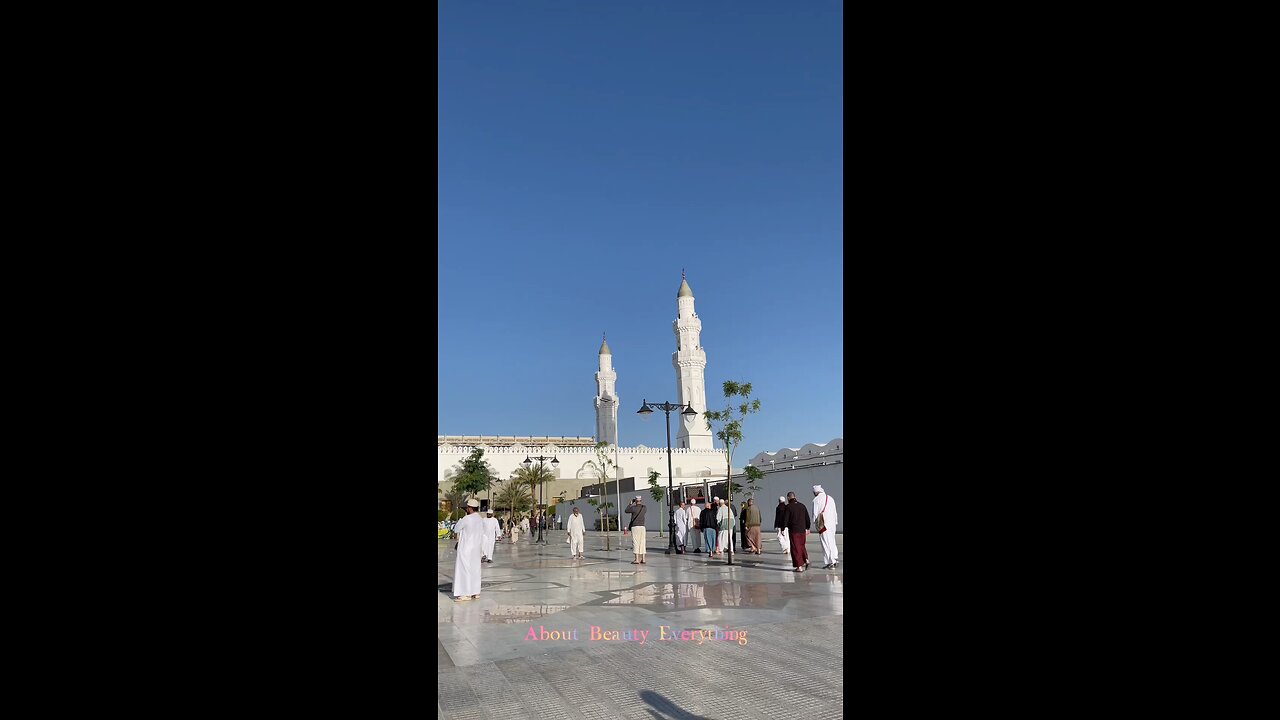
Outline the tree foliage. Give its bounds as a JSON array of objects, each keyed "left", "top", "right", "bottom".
[
  {"left": 646, "top": 470, "right": 665, "bottom": 503},
  {"left": 443, "top": 487, "right": 468, "bottom": 521},
  {"left": 743, "top": 465, "right": 765, "bottom": 498},
  {"left": 511, "top": 464, "right": 556, "bottom": 510},
  {"left": 494, "top": 483, "right": 533, "bottom": 519},
  {"left": 450, "top": 448, "right": 499, "bottom": 498},
  {"left": 586, "top": 441, "right": 618, "bottom": 548},
  {"left": 703, "top": 380, "right": 761, "bottom": 561}
]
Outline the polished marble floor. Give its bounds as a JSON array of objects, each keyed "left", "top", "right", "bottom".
[{"left": 438, "top": 531, "right": 844, "bottom": 719}]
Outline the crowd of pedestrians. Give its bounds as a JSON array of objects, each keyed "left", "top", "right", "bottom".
[{"left": 449, "top": 485, "right": 839, "bottom": 601}]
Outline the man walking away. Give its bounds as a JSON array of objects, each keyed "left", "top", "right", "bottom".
[
  {"left": 743, "top": 499, "right": 762, "bottom": 554},
  {"left": 481, "top": 509, "right": 500, "bottom": 563},
  {"left": 782, "top": 492, "right": 811, "bottom": 572},
  {"left": 812, "top": 485, "right": 839, "bottom": 569},
  {"left": 673, "top": 500, "right": 688, "bottom": 554},
  {"left": 566, "top": 506, "right": 586, "bottom": 559},
  {"left": 625, "top": 496, "right": 648, "bottom": 564},
  {"left": 701, "top": 500, "right": 719, "bottom": 557},
  {"left": 774, "top": 496, "right": 790, "bottom": 556},
  {"left": 453, "top": 499, "right": 486, "bottom": 600}
]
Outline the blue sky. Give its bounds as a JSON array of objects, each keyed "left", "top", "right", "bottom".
[{"left": 439, "top": 0, "right": 842, "bottom": 461}]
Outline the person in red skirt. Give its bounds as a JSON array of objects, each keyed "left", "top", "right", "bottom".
[{"left": 781, "top": 491, "right": 812, "bottom": 572}]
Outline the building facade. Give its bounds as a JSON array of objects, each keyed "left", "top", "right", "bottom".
[
  {"left": 554, "top": 438, "right": 844, "bottom": 533},
  {"left": 438, "top": 275, "right": 732, "bottom": 514}
]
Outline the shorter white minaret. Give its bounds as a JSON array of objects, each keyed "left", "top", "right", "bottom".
[{"left": 594, "top": 333, "right": 618, "bottom": 446}]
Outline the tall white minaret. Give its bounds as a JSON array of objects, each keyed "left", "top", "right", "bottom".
[
  {"left": 673, "top": 272, "right": 713, "bottom": 449},
  {"left": 594, "top": 333, "right": 618, "bottom": 446}
]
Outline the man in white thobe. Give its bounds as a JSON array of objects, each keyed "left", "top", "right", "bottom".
[
  {"left": 687, "top": 501, "right": 700, "bottom": 553},
  {"left": 812, "top": 484, "right": 839, "bottom": 569},
  {"left": 452, "top": 499, "right": 486, "bottom": 601},
  {"left": 566, "top": 506, "right": 586, "bottom": 559},
  {"left": 481, "top": 509, "right": 500, "bottom": 563},
  {"left": 673, "top": 500, "right": 689, "bottom": 554},
  {"left": 775, "top": 496, "right": 790, "bottom": 555},
  {"left": 716, "top": 499, "right": 731, "bottom": 552}
]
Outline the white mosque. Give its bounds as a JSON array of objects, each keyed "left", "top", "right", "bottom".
[{"left": 438, "top": 274, "right": 735, "bottom": 506}]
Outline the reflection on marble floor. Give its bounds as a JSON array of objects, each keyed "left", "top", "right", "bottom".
[
  {"left": 591, "top": 580, "right": 835, "bottom": 610},
  {"left": 481, "top": 604, "right": 572, "bottom": 623}
]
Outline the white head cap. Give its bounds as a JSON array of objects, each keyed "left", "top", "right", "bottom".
[
  {"left": 813, "top": 485, "right": 823, "bottom": 493},
  {"left": 779, "top": 496, "right": 787, "bottom": 503},
  {"left": 466, "top": 498, "right": 480, "bottom": 508}
]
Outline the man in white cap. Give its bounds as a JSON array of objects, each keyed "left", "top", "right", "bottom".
[
  {"left": 624, "top": 495, "right": 648, "bottom": 564},
  {"left": 452, "top": 498, "right": 485, "bottom": 601},
  {"left": 774, "top": 496, "right": 790, "bottom": 555},
  {"left": 481, "top": 508, "right": 500, "bottom": 564},
  {"left": 565, "top": 506, "right": 586, "bottom": 559},
  {"left": 812, "top": 485, "right": 839, "bottom": 569}
]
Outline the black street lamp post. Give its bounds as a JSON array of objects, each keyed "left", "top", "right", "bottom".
[
  {"left": 522, "top": 454, "right": 559, "bottom": 545},
  {"left": 636, "top": 399, "right": 698, "bottom": 554}
]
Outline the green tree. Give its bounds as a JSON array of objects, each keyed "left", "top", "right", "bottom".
[
  {"left": 585, "top": 441, "right": 617, "bottom": 549},
  {"left": 703, "top": 380, "right": 761, "bottom": 564},
  {"left": 450, "top": 448, "right": 499, "bottom": 499},
  {"left": 646, "top": 470, "right": 666, "bottom": 537},
  {"left": 443, "top": 487, "right": 468, "bottom": 522},
  {"left": 743, "top": 465, "right": 765, "bottom": 499}
]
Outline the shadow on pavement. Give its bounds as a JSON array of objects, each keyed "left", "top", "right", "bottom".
[{"left": 640, "top": 690, "right": 710, "bottom": 720}]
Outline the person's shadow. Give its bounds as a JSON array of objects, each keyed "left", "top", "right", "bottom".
[{"left": 640, "top": 690, "right": 710, "bottom": 720}]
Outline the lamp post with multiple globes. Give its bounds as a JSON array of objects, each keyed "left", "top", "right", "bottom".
[
  {"left": 635, "top": 399, "right": 698, "bottom": 554},
  {"left": 522, "top": 454, "right": 558, "bottom": 544}
]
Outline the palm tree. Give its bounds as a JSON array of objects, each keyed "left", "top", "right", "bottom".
[
  {"left": 443, "top": 487, "right": 468, "bottom": 522},
  {"left": 511, "top": 464, "right": 556, "bottom": 520},
  {"left": 494, "top": 483, "right": 533, "bottom": 526}
]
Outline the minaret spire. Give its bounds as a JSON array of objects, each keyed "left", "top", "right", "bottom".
[
  {"left": 594, "top": 334, "right": 618, "bottom": 445},
  {"left": 672, "top": 273, "right": 712, "bottom": 449}
]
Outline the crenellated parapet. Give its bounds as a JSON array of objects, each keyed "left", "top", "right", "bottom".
[
  {"left": 437, "top": 441, "right": 734, "bottom": 487},
  {"left": 438, "top": 444, "right": 722, "bottom": 455},
  {"left": 745, "top": 438, "right": 843, "bottom": 469}
]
